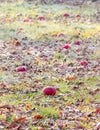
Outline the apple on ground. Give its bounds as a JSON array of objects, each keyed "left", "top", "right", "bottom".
[
  {"left": 62, "top": 44, "right": 70, "bottom": 49},
  {"left": 38, "top": 16, "right": 45, "bottom": 20},
  {"left": 63, "top": 13, "right": 70, "bottom": 17},
  {"left": 23, "top": 18, "right": 32, "bottom": 22},
  {"left": 76, "top": 14, "right": 81, "bottom": 17},
  {"left": 16, "top": 66, "right": 27, "bottom": 72},
  {"left": 58, "top": 33, "right": 65, "bottom": 37},
  {"left": 16, "top": 13, "right": 22, "bottom": 17},
  {"left": 80, "top": 61, "right": 88, "bottom": 67},
  {"left": 75, "top": 40, "right": 82, "bottom": 45},
  {"left": 42, "top": 86, "right": 56, "bottom": 95}
]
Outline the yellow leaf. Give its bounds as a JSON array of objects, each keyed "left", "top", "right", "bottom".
[
  {"left": 50, "top": 100, "right": 55, "bottom": 105},
  {"left": 66, "top": 101, "right": 73, "bottom": 106}
]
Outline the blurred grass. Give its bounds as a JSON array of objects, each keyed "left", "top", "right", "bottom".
[{"left": 0, "top": 3, "right": 100, "bottom": 41}]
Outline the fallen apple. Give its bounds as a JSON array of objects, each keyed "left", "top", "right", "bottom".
[
  {"left": 16, "top": 66, "right": 27, "bottom": 72},
  {"left": 16, "top": 13, "right": 22, "bottom": 17},
  {"left": 38, "top": 16, "right": 45, "bottom": 20},
  {"left": 58, "top": 33, "right": 65, "bottom": 37},
  {"left": 76, "top": 14, "right": 81, "bottom": 17},
  {"left": 62, "top": 44, "right": 70, "bottom": 49},
  {"left": 75, "top": 40, "right": 82, "bottom": 45},
  {"left": 23, "top": 18, "right": 31, "bottom": 22},
  {"left": 80, "top": 61, "right": 88, "bottom": 67},
  {"left": 63, "top": 13, "right": 70, "bottom": 17},
  {"left": 42, "top": 87, "right": 56, "bottom": 95}
]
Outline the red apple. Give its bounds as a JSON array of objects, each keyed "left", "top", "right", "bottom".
[
  {"left": 80, "top": 61, "right": 88, "bottom": 67},
  {"left": 52, "top": 34, "right": 57, "bottom": 37},
  {"left": 23, "top": 18, "right": 32, "bottom": 22},
  {"left": 62, "top": 44, "right": 70, "bottom": 49},
  {"left": 75, "top": 40, "right": 82, "bottom": 45},
  {"left": 42, "top": 87, "right": 56, "bottom": 95},
  {"left": 16, "top": 66, "right": 27, "bottom": 72},
  {"left": 16, "top": 13, "right": 22, "bottom": 17},
  {"left": 76, "top": 14, "right": 81, "bottom": 18},
  {"left": 58, "top": 33, "right": 65, "bottom": 37},
  {"left": 63, "top": 13, "right": 70, "bottom": 17},
  {"left": 38, "top": 16, "right": 45, "bottom": 21}
]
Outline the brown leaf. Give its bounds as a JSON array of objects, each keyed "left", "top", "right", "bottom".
[
  {"left": 7, "top": 123, "right": 22, "bottom": 130},
  {"left": 95, "top": 108, "right": 100, "bottom": 114},
  {"left": 0, "top": 105, "right": 11, "bottom": 109},
  {"left": 73, "top": 86, "right": 79, "bottom": 90},
  {"left": 13, "top": 40, "right": 21, "bottom": 46},
  {"left": 66, "top": 76, "right": 76, "bottom": 81},
  {"left": 0, "top": 82, "right": 6, "bottom": 88},
  {"left": 15, "top": 117, "right": 26, "bottom": 123},
  {"left": 33, "top": 114, "right": 43, "bottom": 120}
]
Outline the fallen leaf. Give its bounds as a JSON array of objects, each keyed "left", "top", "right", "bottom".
[
  {"left": 13, "top": 40, "right": 21, "bottom": 46},
  {"left": 15, "top": 117, "right": 26, "bottom": 123},
  {"left": 33, "top": 114, "right": 43, "bottom": 120}
]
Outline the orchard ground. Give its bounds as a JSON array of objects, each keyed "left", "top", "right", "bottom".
[{"left": 0, "top": 1, "right": 100, "bottom": 130}]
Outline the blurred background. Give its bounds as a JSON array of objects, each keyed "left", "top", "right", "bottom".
[{"left": 0, "top": 0, "right": 99, "bottom": 5}]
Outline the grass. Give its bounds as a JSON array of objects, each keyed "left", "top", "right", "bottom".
[
  {"left": 37, "top": 106, "right": 59, "bottom": 118},
  {"left": 0, "top": 3, "right": 100, "bottom": 41}
]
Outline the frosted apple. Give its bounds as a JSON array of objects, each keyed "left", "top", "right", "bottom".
[
  {"left": 16, "top": 66, "right": 27, "bottom": 72},
  {"left": 42, "top": 87, "right": 56, "bottom": 95}
]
